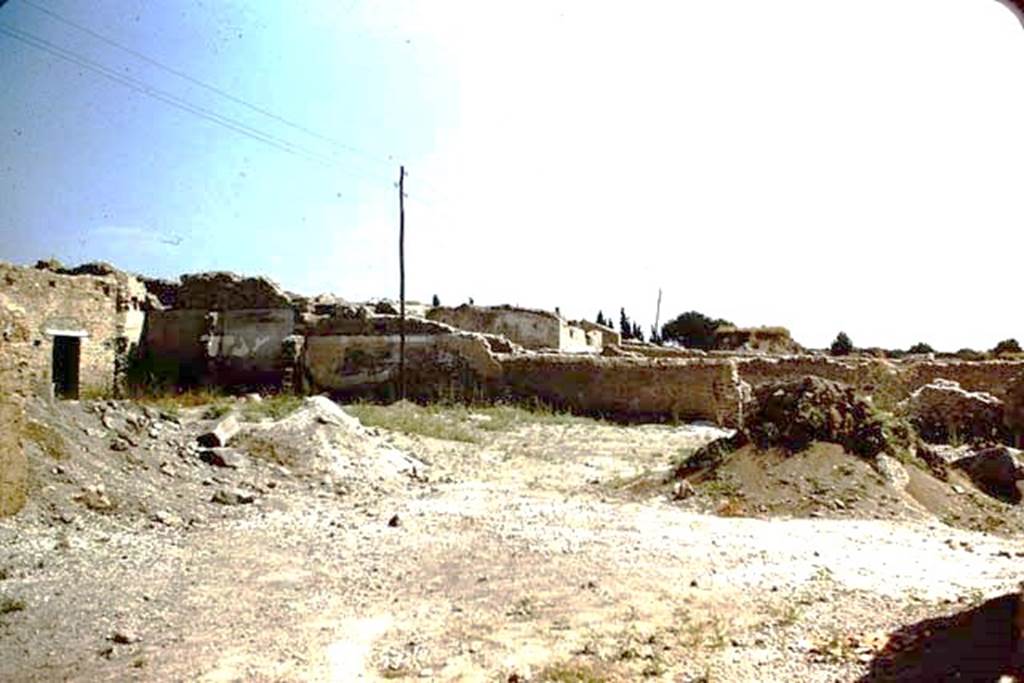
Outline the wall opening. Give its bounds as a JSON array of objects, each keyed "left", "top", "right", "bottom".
[{"left": 52, "top": 336, "right": 81, "bottom": 399}]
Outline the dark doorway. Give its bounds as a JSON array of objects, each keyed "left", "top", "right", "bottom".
[{"left": 52, "top": 335, "right": 81, "bottom": 399}]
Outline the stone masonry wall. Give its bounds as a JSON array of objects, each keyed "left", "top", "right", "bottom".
[
  {"left": 303, "top": 332, "right": 502, "bottom": 400},
  {"left": 427, "top": 305, "right": 563, "bottom": 350},
  {"left": 501, "top": 355, "right": 746, "bottom": 426},
  {"left": 0, "top": 262, "right": 141, "bottom": 397}
]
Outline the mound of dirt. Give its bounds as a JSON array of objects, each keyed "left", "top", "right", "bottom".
[
  {"left": 239, "top": 396, "right": 427, "bottom": 483},
  {"left": 745, "top": 376, "right": 910, "bottom": 457},
  {"left": 8, "top": 394, "right": 424, "bottom": 531},
  {"left": 670, "top": 377, "right": 1023, "bottom": 533},
  {"left": 677, "top": 376, "right": 913, "bottom": 479}
]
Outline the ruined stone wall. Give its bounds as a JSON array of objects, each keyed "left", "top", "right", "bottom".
[
  {"left": 427, "top": 305, "right": 562, "bottom": 350},
  {"left": 901, "top": 361, "right": 1024, "bottom": 401},
  {"left": 501, "top": 355, "right": 745, "bottom": 426},
  {"left": 734, "top": 356, "right": 1024, "bottom": 407},
  {"left": 0, "top": 262, "right": 142, "bottom": 397},
  {"left": 736, "top": 356, "right": 877, "bottom": 390},
  {"left": 713, "top": 326, "right": 803, "bottom": 354},
  {"left": 576, "top": 320, "right": 621, "bottom": 347},
  {"left": 143, "top": 308, "right": 295, "bottom": 387},
  {"left": 303, "top": 331, "right": 502, "bottom": 400},
  {"left": 559, "top": 323, "right": 597, "bottom": 353},
  {"left": 177, "top": 272, "right": 291, "bottom": 310}
]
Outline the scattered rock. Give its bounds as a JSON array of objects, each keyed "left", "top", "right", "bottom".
[
  {"left": 954, "top": 446, "right": 1024, "bottom": 503},
  {"left": 199, "top": 448, "right": 248, "bottom": 469},
  {"left": 197, "top": 414, "right": 241, "bottom": 448},
  {"left": 672, "top": 480, "right": 696, "bottom": 500},
  {"left": 109, "top": 629, "right": 140, "bottom": 645},
  {"left": 152, "top": 510, "right": 182, "bottom": 527},
  {"left": 210, "top": 488, "right": 255, "bottom": 506},
  {"left": 875, "top": 453, "right": 910, "bottom": 492},
  {"left": 75, "top": 484, "right": 114, "bottom": 511}
]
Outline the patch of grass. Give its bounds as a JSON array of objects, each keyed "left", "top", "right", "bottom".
[
  {"left": 538, "top": 662, "right": 609, "bottom": 683},
  {"left": 23, "top": 420, "right": 68, "bottom": 460},
  {"left": 240, "top": 395, "right": 303, "bottom": 422},
  {"left": 0, "top": 595, "right": 26, "bottom": 615},
  {"left": 506, "top": 595, "right": 538, "bottom": 620},
  {"left": 135, "top": 388, "right": 231, "bottom": 416},
  {"left": 345, "top": 399, "right": 598, "bottom": 443},
  {"left": 78, "top": 386, "right": 112, "bottom": 401},
  {"left": 345, "top": 401, "right": 481, "bottom": 443},
  {"left": 202, "top": 403, "right": 233, "bottom": 420},
  {"left": 471, "top": 402, "right": 598, "bottom": 431}
]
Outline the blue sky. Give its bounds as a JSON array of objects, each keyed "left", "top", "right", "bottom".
[{"left": 2, "top": 1, "right": 1024, "bottom": 351}]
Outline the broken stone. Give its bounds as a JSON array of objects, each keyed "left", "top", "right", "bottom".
[
  {"left": 672, "top": 480, "right": 696, "bottom": 500},
  {"left": 874, "top": 454, "right": 910, "bottom": 492},
  {"left": 954, "top": 446, "right": 1024, "bottom": 503},
  {"left": 199, "top": 448, "right": 247, "bottom": 469},
  {"left": 211, "top": 488, "right": 255, "bottom": 505},
  {"left": 109, "top": 629, "right": 140, "bottom": 645},
  {"left": 75, "top": 484, "right": 114, "bottom": 511},
  {"left": 197, "top": 414, "right": 241, "bottom": 448},
  {"left": 152, "top": 510, "right": 182, "bottom": 527}
]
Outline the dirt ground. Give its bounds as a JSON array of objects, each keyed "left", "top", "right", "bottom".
[{"left": 2, "top": 396, "right": 1024, "bottom": 682}]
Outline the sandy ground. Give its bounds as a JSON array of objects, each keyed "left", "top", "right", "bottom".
[{"left": 2, "top": 399, "right": 1023, "bottom": 681}]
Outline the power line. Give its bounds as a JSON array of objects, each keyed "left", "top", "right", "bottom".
[
  {"left": 0, "top": 23, "right": 385, "bottom": 176},
  {"left": 16, "top": 0, "right": 461, "bottom": 207},
  {"left": 1, "top": 19, "right": 451, "bottom": 209},
  {"left": 19, "top": 0, "right": 393, "bottom": 170}
]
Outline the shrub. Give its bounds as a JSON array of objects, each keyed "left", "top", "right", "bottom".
[
  {"left": 992, "top": 339, "right": 1022, "bottom": 356},
  {"left": 907, "top": 342, "right": 934, "bottom": 355},
  {"left": 661, "top": 311, "right": 733, "bottom": 350},
  {"left": 830, "top": 331, "right": 854, "bottom": 356}
]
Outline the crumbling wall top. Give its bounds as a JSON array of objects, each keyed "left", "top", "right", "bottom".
[{"left": 176, "top": 271, "right": 291, "bottom": 310}]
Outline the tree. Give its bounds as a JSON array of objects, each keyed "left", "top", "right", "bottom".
[
  {"left": 596, "top": 311, "right": 606, "bottom": 327},
  {"left": 907, "top": 342, "right": 934, "bottom": 355},
  {"left": 431, "top": 294, "right": 440, "bottom": 307},
  {"left": 993, "top": 338, "right": 1022, "bottom": 355},
  {"left": 660, "top": 311, "right": 731, "bottom": 350},
  {"left": 830, "top": 331, "right": 854, "bottom": 356},
  {"left": 620, "top": 308, "right": 631, "bottom": 340},
  {"left": 650, "top": 325, "right": 662, "bottom": 345},
  {"left": 632, "top": 322, "right": 644, "bottom": 342}
]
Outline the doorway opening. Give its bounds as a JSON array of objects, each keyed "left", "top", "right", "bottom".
[{"left": 52, "top": 335, "right": 81, "bottom": 399}]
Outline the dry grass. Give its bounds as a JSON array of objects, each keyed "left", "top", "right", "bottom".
[
  {"left": 538, "top": 661, "right": 609, "bottom": 683},
  {"left": 23, "top": 419, "right": 69, "bottom": 460},
  {"left": 344, "top": 400, "right": 597, "bottom": 443},
  {"left": 135, "top": 389, "right": 230, "bottom": 417},
  {"left": 240, "top": 395, "right": 304, "bottom": 422}
]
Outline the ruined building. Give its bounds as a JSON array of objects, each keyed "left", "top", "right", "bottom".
[
  {"left": 4, "top": 259, "right": 1024, "bottom": 430},
  {"left": 0, "top": 261, "right": 146, "bottom": 399}
]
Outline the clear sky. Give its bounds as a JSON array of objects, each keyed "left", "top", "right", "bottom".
[{"left": 1, "top": 1, "right": 1022, "bottom": 351}]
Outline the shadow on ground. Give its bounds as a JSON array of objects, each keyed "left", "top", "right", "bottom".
[{"left": 859, "top": 593, "right": 1022, "bottom": 681}]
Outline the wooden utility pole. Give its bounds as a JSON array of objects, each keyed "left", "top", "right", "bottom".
[
  {"left": 399, "top": 166, "right": 407, "bottom": 401},
  {"left": 654, "top": 288, "right": 663, "bottom": 335}
]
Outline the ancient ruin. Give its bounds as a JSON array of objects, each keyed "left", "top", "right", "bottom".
[{"left": 7, "top": 258, "right": 1024, "bottom": 680}]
